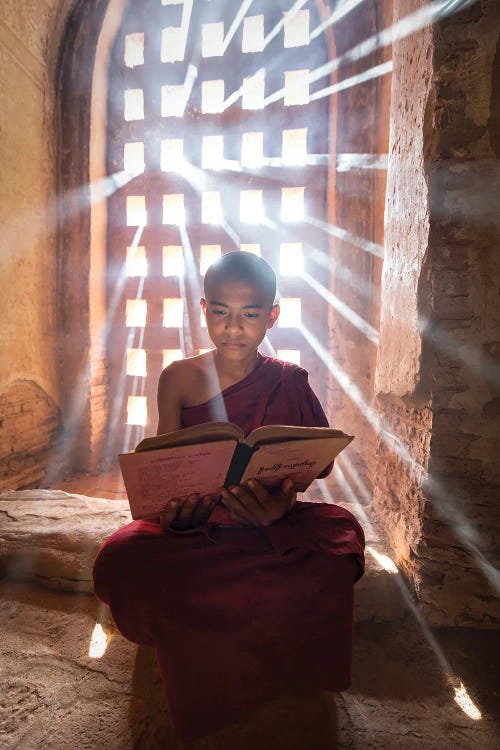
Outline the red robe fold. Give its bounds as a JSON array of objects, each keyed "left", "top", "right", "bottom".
[{"left": 93, "top": 355, "right": 364, "bottom": 743}]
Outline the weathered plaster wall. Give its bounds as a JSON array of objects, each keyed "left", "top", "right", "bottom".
[
  {"left": 373, "top": 0, "right": 434, "bottom": 565},
  {"left": 421, "top": 0, "right": 500, "bottom": 626},
  {"left": 0, "top": 0, "right": 74, "bottom": 487},
  {"left": 375, "top": 0, "right": 500, "bottom": 627}
]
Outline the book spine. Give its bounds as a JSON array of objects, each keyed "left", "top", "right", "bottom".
[{"left": 224, "top": 443, "right": 254, "bottom": 486}]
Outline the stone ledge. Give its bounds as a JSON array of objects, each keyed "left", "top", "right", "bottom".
[
  {"left": 0, "top": 490, "right": 407, "bottom": 621},
  {"left": 0, "top": 490, "right": 131, "bottom": 594}
]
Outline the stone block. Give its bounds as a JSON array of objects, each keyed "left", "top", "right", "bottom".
[{"left": 0, "top": 490, "right": 130, "bottom": 592}]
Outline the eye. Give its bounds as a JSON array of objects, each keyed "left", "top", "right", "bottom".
[
  {"left": 244, "top": 312, "right": 259, "bottom": 319},
  {"left": 211, "top": 308, "right": 226, "bottom": 316}
]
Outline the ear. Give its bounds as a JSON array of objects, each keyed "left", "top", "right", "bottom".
[
  {"left": 200, "top": 297, "right": 207, "bottom": 316},
  {"left": 266, "top": 304, "right": 280, "bottom": 330}
]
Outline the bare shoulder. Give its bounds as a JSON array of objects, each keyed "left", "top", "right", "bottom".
[
  {"left": 158, "top": 357, "right": 199, "bottom": 403},
  {"left": 157, "top": 352, "right": 216, "bottom": 433}
]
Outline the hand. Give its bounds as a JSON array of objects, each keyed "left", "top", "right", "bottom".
[
  {"left": 220, "top": 478, "right": 297, "bottom": 527},
  {"left": 159, "top": 493, "right": 218, "bottom": 531}
]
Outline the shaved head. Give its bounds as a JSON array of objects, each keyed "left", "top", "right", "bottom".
[{"left": 204, "top": 251, "right": 277, "bottom": 306}]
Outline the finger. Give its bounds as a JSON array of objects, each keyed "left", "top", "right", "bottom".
[
  {"left": 282, "top": 478, "right": 295, "bottom": 495},
  {"left": 159, "top": 499, "right": 179, "bottom": 530},
  {"left": 191, "top": 494, "right": 214, "bottom": 525},
  {"left": 222, "top": 486, "right": 265, "bottom": 525},
  {"left": 175, "top": 494, "right": 200, "bottom": 527},
  {"left": 220, "top": 487, "right": 255, "bottom": 522},
  {"left": 248, "top": 479, "right": 296, "bottom": 524},
  {"left": 245, "top": 479, "right": 272, "bottom": 506}
]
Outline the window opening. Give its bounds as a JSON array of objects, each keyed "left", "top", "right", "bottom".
[
  {"left": 240, "top": 243, "right": 261, "bottom": 256},
  {"left": 126, "top": 195, "right": 147, "bottom": 225},
  {"left": 124, "top": 89, "right": 144, "bottom": 120},
  {"left": 126, "top": 246, "right": 147, "bottom": 277},
  {"left": 161, "top": 138, "right": 184, "bottom": 172},
  {"left": 200, "top": 245, "right": 222, "bottom": 275},
  {"left": 284, "top": 69, "right": 309, "bottom": 105},
  {"left": 242, "top": 69, "right": 265, "bottom": 110},
  {"left": 201, "top": 135, "right": 224, "bottom": 169},
  {"left": 284, "top": 10, "right": 309, "bottom": 48},
  {"left": 163, "top": 245, "right": 184, "bottom": 276},
  {"left": 278, "top": 298, "right": 302, "bottom": 327},
  {"left": 282, "top": 128, "right": 307, "bottom": 165},
  {"left": 281, "top": 187, "right": 305, "bottom": 222},
  {"left": 241, "top": 131, "right": 264, "bottom": 167},
  {"left": 242, "top": 15, "right": 264, "bottom": 53},
  {"left": 126, "top": 348, "right": 147, "bottom": 377},
  {"left": 126, "top": 299, "right": 147, "bottom": 328},
  {"left": 280, "top": 242, "right": 303, "bottom": 275},
  {"left": 161, "top": 27, "right": 185, "bottom": 63},
  {"left": 124, "top": 33, "right": 144, "bottom": 68},
  {"left": 163, "top": 194, "right": 186, "bottom": 225},
  {"left": 202, "top": 80, "right": 225, "bottom": 113},
  {"left": 202, "top": 22, "right": 224, "bottom": 57},
  {"left": 240, "top": 190, "right": 264, "bottom": 223},
  {"left": 124, "top": 142, "right": 145, "bottom": 174}
]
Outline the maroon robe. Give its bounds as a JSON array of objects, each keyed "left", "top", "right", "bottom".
[{"left": 93, "top": 355, "right": 364, "bottom": 743}]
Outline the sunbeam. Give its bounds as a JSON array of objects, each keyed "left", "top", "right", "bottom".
[
  {"left": 366, "top": 545, "right": 398, "bottom": 574},
  {"left": 310, "top": 0, "right": 367, "bottom": 42},
  {"left": 382, "top": 547, "right": 484, "bottom": 722},
  {"left": 88, "top": 622, "right": 111, "bottom": 659},
  {"left": 309, "top": 0, "right": 477, "bottom": 85},
  {"left": 308, "top": 246, "right": 379, "bottom": 301},
  {"left": 309, "top": 61, "right": 393, "bottom": 103},
  {"left": 421, "top": 316, "right": 500, "bottom": 387},
  {"left": 328, "top": 466, "right": 379, "bottom": 538},
  {"left": 222, "top": 0, "right": 256, "bottom": 54},
  {"left": 298, "top": 322, "right": 500, "bottom": 594},
  {"left": 303, "top": 270, "right": 379, "bottom": 344},
  {"left": 3, "top": 169, "right": 135, "bottom": 267},
  {"left": 336, "top": 153, "right": 388, "bottom": 172},
  {"left": 336, "top": 452, "right": 374, "bottom": 506},
  {"left": 175, "top": 158, "right": 242, "bottom": 246},
  {"left": 305, "top": 216, "right": 385, "bottom": 258},
  {"left": 42, "top": 178, "right": 141, "bottom": 483},
  {"left": 263, "top": 0, "right": 309, "bottom": 49}
]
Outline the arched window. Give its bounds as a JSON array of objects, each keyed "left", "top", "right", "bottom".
[{"left": 105, "top": 0, "right": 329, "bottom": 451}]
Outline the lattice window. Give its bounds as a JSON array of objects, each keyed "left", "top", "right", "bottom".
[{"left": 107, "top": 0, "right": 329, "bottom": 449}]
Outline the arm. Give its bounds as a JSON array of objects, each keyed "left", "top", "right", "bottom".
[
  {"left": 156, "top": 362, "right": 184, "bottom": 435},
  {"left": 156, "top": 362, "right": 218, "bottom": 529}
]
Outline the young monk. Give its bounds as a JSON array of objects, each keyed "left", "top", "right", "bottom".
[{"left": 93, "top": 251, "right": 365, "bottom": 745}]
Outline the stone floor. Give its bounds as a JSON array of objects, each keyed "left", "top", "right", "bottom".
[
  {"left": 0, "top": 475, "right": 498, "bottom": 749},
  {"left": 1, "top": 579, "right": 498, "bottom": 750}
]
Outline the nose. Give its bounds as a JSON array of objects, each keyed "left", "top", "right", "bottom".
[{"left": 225, "top": 313, "right": 243, "bottom": 333}]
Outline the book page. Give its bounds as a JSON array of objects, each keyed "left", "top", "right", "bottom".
[
  {"left": 239, "top": 436, "right": 351, "bottom": 491},
  {"left": 245, "top": 424, "right": 352, "bottom": 448},
  {"left": 134, "top": 421, "right": 244, "bottom": 453},
  {"left": 120, "top": 440, "right": 236, "bottom": 519}
]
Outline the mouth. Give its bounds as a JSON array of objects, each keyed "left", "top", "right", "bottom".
[{"left": 222, "top": 341, "right": 246, "bottom": 349}]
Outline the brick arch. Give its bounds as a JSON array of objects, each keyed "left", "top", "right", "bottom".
[{"left": 55, "top": 0, "right": 124, "bottom": 472}]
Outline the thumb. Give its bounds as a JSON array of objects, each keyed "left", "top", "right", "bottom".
[
  {"left": 282, "top": 478, "right": 295, "bottom": 494},
  {"left": 159, "top": 499, "right": 179, "bottom": 530}
]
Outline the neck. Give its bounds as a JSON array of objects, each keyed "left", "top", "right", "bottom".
[{"left": 213, "top": 350, "right": 260, "bottom": 387}]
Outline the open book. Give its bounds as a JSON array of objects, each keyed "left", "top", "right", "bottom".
[{"left": 119, "top": 422, "right": 353, "bottom": 520}]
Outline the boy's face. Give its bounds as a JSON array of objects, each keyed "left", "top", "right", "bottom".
[{"left": 201, "top": 279, "right": 279, "bottom": 360}]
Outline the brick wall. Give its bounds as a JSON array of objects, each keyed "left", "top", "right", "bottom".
[{"left": 0, "top": 381, "right": 59, "bottom": 490}]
